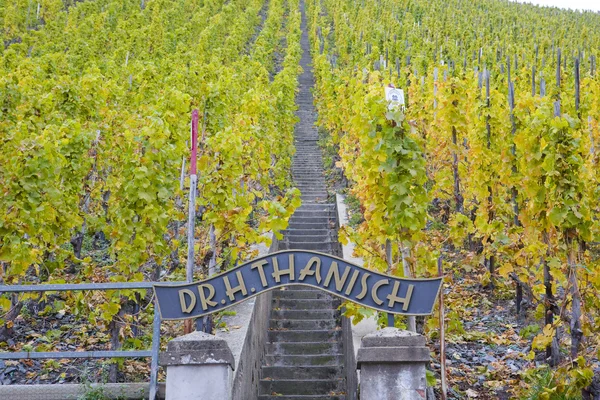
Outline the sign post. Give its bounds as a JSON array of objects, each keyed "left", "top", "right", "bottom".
[{"left": 184, "top": 110, "right": 199, "bottom": 334}]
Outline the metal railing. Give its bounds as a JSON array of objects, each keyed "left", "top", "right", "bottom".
[{"left": 0, "top": 281, "right": 182, "bottom": 400}]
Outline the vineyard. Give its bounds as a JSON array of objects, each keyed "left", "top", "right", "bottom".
[
  {"left": 1, "top": 0, "right": 600, "bottom": 398},
  {"left": 308, "top": 0, "right": 600, "bottom": 397},
  {"left": 1, "top": 0, "right": 302, "bottom": 386}
]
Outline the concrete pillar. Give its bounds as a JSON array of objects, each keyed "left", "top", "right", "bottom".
[
  {"left": 160, "top": 331, "right": 235, "bottom": 400},
  {"left": 356, "top": 327, "right": 429, "bottom": 400}
]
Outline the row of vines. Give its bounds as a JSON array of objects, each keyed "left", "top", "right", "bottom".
[
  {"left": 0, "top": 0, "right": 302, "bottom": 383},
  {"left": 307, "top": 0, "right": 600, "bottom": 396}
]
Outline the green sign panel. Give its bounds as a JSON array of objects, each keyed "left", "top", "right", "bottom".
[{"left": 154, "top": 250, "right": 442, "bottom": 320}]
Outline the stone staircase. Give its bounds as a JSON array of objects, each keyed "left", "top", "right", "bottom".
[{"left": 257, "top": 2, "right": 347, "bottom": 399}]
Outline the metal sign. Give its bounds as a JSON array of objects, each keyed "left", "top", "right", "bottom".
[
  {"left": 154, "top": 250, "right": 442, "bottom": 320},
  {"left": 385, "top": 86, "right": 405, "bottom": 108}
]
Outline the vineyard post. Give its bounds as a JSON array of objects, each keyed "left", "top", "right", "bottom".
[
  {"left": 400, "top": 243, "right": 416, "bottom": 332},
  {"left": 569, "top": 237, "right": 583, "bottom": 360},
  {"left": 571, "top": 59, "right": 586, "bottom": 360},
  {"left": 507, "top": 56, "right": 525, "bottom": 315},
  {"left": 556, "top": 48, "right": 561, "bottom": 91},
  {"left": 451, "top": 126, "right": 463, "bottom": 213},
  {"left": 433, "top": 67, "right": 438, "bottom": 110},
  {"left": 184, "top": 110, "right": 200, "bottom": 334},
  {"left": 590, "top": 56, "right": 596, "bottom": 156},
  {"left": 575, "top": 57, "right": 580, "bottom": 115},
  {"left": 438, "top": 257, "right": 447, "bottom": 400},
  {"left": 485, "top": 69, "right": 495, "bottom": 288},
  {"left": 542, "top": 229, "right": 559, "bottom": 366},
  {"left": 385, "top": 48, "right": 389, "bottom": 70},
  {"left": 532, "top": 65, "right": 536, "bottom": 97},
  {"left": 385, "top": 240, "right": 394, "bottom": 327},
  {"left": 541, "top": 73, "right": 546, "bottom": 97},
  {"left": 507, "top": 56, "right": 520, "bottom": 227}
]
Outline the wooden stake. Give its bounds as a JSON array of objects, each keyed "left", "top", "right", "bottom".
[
  {"left": 438, "top": 257, "right": 447, "bottom": 400},
  {"left": 556, "top": 48, "right": 561, "bottom": 90},
  {"left": 532, "top": 65, "right": 536, "bottom": 97},
  {"left": 575, "top": 58, "right": 580, "bottom": 114},
  {"left": 400, "top": 243, "right": 416, "bottom": 332},
  {"left": 507, "top": 57, "right": 520, "bottom": 227},
  {"left": 385, "top": 240, "right": 394, "bottom": 328}
]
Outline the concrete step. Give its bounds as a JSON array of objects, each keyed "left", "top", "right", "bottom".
[
  {"left": 294, "top": 178, "right": 327, "bottom": 183},
  {"left": 293, "top": 172, "right": 323, "bottom": 176},
  {"left": 298, "top": 200, "right": 330, "bottom": 205},
  {"left": 259, "top": 395, "right": 345, "bottom": 400},
  {"left": 285, "top": 286, "right": 322, "bottom": 291},
  {"left": 271, "top": 309, "right": 337, "bottom": 320},
  {"left": 261, "top": 366, "right": 342, "bottom": 380},
  {"left": 288, "top": 221, "right": 332, "bottom": 229},
  {"left": 288, "top": 216, "right": 333, "bottom": 224},
  {"left": 297, "top": 195, "right": 329, "bottom": 200},
  {"left": 263, "top": 354, "right": 344, "bottom": 367},
  {"left": 283, "top": 229, "right": 330, "bottom": 236},
  {"left": 296, "top": 186, "right": 328, "bottom": 191},
  {"left": 281, "top": 244, "right": 334, "bottom": 252},
  {"left": 269, "top": 319, "right": 337, "bottom": 330},
  {"left": 297, "top": 187, "right": 328, "bottom": 191},
  {"left": 295, "top": 181, "right": 327, "bottom": 186},
  {"left": 265, "top": 341, "right": 342, "bottom": 355},
  {"left": 273, "top": 298, "right": 339, "bottom": 310},
  {"left": 259, "top": 379, "right": 344, "bottom": 396},
  {"left": 272, "top": 289, "right": 334, "bottom": 300},
  {"left": 268, "top": 330, "right": 341, "bottom": 343},
  {"left": 294, "top": 205, "right": 335, "bottom": 211},
  {"left": 296, "top": 185, "right": 328, "bottom": 196},
  {"left": 292, "top": 211, "right": 335, "bottom": 218},
  {"left": 285, "top": 235, "right": 332, "bottom": 243},
  {"left": 298, "top": 192, "right": 329, "bottom": 198},
  {"left": 294, "top": 204, "right": 335, "bottom": 210},
  {"left": 293, "top": 166, "right": 323, "bottom": 169},
  {"left": 295, "top": 175, "right": 324, "bottom": 180},
  {"left": 284, "top": 241, "right": 336, "bottom": 251}
]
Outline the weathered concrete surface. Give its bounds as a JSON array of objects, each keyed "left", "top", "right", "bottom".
[
  {"left": 162, "top": 236, "right": 276, "bottom": 400},
  {"left": 357, "top": 328, "right": 429, "bottom": 400},
  {"left": 361, "top": 327, "right": 427, "bottom": 348},
  {"left": 335, "top": 193, "right": 378, "bottom": 362},
  {"left": 166, "top": 364, "right": 232, "bottom": 400},
  {"left": 341, "top": 309, "right": 358, "bottom": 400},
  {"left": 359, "top": 363, "right": 428, "bottom": 400},
  {"left": 217, "top": 291, "right": 272, "bottom": 400},
  {"left": 219, "top": 236, "right": 276, "bottom": 400},
  {"left": 160, "top": 331, "right": 235, "bottom": 367},
  {"left": 162, "top": 331, "right": 235, "bottom": 400}
]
